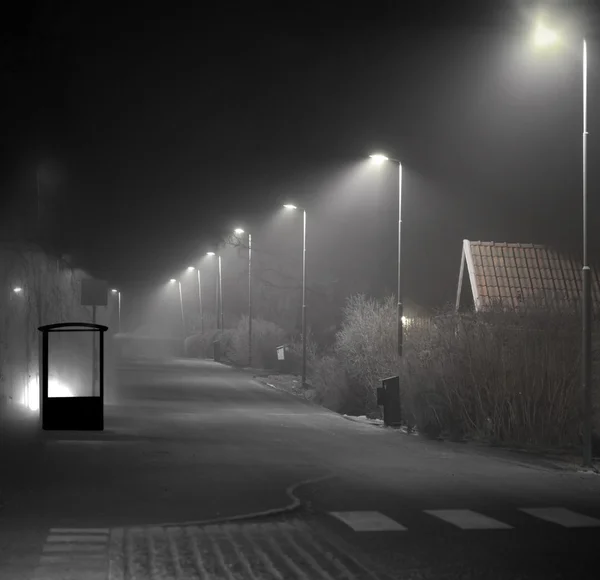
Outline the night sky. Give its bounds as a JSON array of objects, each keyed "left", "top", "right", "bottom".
[{"left": 2, "top": 0, "right": 600, "bottom": 312}]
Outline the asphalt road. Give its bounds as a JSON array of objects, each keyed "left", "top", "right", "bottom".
[{"left": 1, "top": 358, "right": 599, "bottom": 579}]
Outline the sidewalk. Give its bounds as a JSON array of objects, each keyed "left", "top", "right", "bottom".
[
  {"left": 255, "top": 373, "right": 600, "bottom": 475},
  {"left": 0, "top": 402, "right": 44, "bottom": 505}
]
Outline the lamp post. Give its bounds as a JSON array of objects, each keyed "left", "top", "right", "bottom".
[
  {"left": 198, "top": 269, "right": 204, "bottom": 333},
  {"left": 186, "top": 266, "right": 203, "bottom": 333},
  {"left": 206, "top": 252, "right": 223, "bottom": 330},
  {"left": 111, "top": 289, "right": 121, "bottom": 333},
  {"left": 235, "top": 228, "right": 253, "bottom": 367},
  {"left": 283, "top": 204, "right": 307, "bottom": 386},
  {"left": 169, "top": 279, "right": 186, "bottom": 337},
  {"left": 532, "top": 23, "right": 593, "bottom": 467},
  {"left": 369, "top": 154, "right": 404, "bottom": 357}
]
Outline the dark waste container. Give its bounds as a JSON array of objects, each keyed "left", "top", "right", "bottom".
[
  {"left": 213, "top": 340, "right": 221, "bottom": 362},
  {"left": 377, "top": 375, "right": 402, "bottom": 427}
]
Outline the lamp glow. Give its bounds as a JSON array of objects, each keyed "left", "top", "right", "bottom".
[
  {"left": 111, "top": 288, "right": 118, "bottom": 293},
  {"left": 533, "top": 23, "right": 559, "bottom": 47},
  {"left": 13, "top": 287, "right": 23, "bottom": 293},
  {"left": 187, "top": 266, "right": 195, "bottom": 271},
  {"left": 234, "top": 228, "right": 244, "bottom": 234},
  {"left": 369, "top": 154, "right": 389, "bottom": 164},
  {"left": 206, "top": 252, "right": 216, "bottom": 256},
  {"left": 169, "top": 278, "right": 176, "bottom": 283},
  {"left": 283, "top": 204, "right": 297, "bottom": 210}
]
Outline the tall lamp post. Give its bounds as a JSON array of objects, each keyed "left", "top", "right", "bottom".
[
  {"left": 234, "top": 228, "right": 253, "bottom": 366},
  {"left": 532, "top": 22, "right": 593, "bottom": 467},
  {"left": 111, "top": 289, "right": 121, "bottom": 333},
  {"left": 207, "top": 252, "right": 223, "bottom": 330},
  {"left": 283, "top": 204, "right": 307, "bottom": 387},
  {"left": 369, "top": 154, "right": 404, "bottom": 357},
  {"left": 169, "top": 279, "right": 186, "bottom": 337},
  {"left": 186, "top": 266, "right": 203, "bottom": 334}
]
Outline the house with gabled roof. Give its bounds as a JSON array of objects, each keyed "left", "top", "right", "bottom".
[{"left": 455, "top": 240, "right": 600, "bottom": 313}]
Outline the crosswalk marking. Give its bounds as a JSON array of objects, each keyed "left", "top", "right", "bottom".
[
  {"left": 40, "top": 554, "right": 106, "bottom": 564},
  {"left": 47, "top": 534, "right": 109, "bottom": 543},
  {"left": 50, "top": 528, "right": 109, "bottom": 534},
  {"left": 32, "top": 528, "right": 109, "bottom": 580},
  {"left": 424, "top": 509, "right": 513, "bottom": 530},
  {"left": 329, "top": 511, "right": 408, "bottom": 531},
  {"left": 520, "top": 507, "right": 600, "bottom": 528},
  {"left": 43, "top": 543, "right": 107, "bottom": 553},
  {"left": 328, "top": 507, "right": 600, "bottom": 533}
]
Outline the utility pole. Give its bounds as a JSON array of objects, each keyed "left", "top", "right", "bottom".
[
  {"left": 581, "top": 39, "right": 593, "bottom": 467},
  {"left": 248, "top": 233, "right": 253, "bottom": 367}
]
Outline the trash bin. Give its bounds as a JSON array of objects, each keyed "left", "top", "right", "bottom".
[{"left": 378, "top": 375, "right": 402, "bottom": 427}]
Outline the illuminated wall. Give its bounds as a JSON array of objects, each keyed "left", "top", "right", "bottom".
[{"left": 0, "top": 243, "right": 113, "bottom": 413}]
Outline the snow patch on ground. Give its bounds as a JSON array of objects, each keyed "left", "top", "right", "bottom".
[{"left": 257, "top": 375, "right": 316, "bottom": 401}]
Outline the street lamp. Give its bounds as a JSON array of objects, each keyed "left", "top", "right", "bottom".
[
  {"left": 530, "top": 22, "right": 593, "bottom": 467},
  {"left": 206, "top": 252, "right": 223, "bottom": 330},
  {"left": 369, "top": 153, "right": 404, "bottom": 357},
  {"left": 283, "top": 203, "right": 308, "bottom": 387},
  {"left": 13, "top": 287, "right": 23, "bottom": 294},
  {"left": 184, "top": 267, "right": 203, "bottom": 334},
  {"left": 234, "top": 228, "right": 253, "bottom": 366},
  {"left": 169, "top": 279, "right": 186, "bottom": 336},
  {"left": 111, "top": 289, "right": 121, "bottom": 333},
  {"left": 533, "top": 23, "right": 560, "bottom": 48}
]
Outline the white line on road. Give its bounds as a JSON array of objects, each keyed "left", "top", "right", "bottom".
[
  {"left": 47, "top": 535, "right": 109, "bottom": 543},
  {"left": 43, "top": 544, "right": 107, "bottom": 553},
  {"left": 32, "top": 528, "right": 110, "bottom": 580},
  {"left": 329, "top": 511, "right": 408, "bottom": 531},
  {"left": 520, "top": 507, "right": 600, "bottom": 528},
  {"left": 50, "top": 528, "right": 109, "bottom": 534},
  {"left": 424, "top": 509, "right": 513, "bottom": 530}
]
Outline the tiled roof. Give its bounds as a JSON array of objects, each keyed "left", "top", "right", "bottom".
[{"left": 458, "top": 240, "right": 600, "bottom": 312}]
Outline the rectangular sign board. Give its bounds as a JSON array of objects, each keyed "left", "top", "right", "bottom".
[{"left": 81, "top": 279, "right": 108, "bottom": 307}]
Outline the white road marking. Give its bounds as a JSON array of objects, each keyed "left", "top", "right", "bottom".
[
  {"left": 50, "top": 528, "right": 109, "bottom": 534},
  {"left": 47, "top": 534, "right": 109, "bottom": 543},
  {"left": 32, "top": 528, "right": 109, "bottom": 580},
  {"left": 43, "top": 543, "right": 107, "bottom": 553},
  {"left": 424, "top": 509, "right": 513, "bottom": 530},
  {"left": 520, "top": 507, "right": 600, "bottom": 528},
  {"left": 329, "top": 511, "right": 408, "bottom": 531},
  {"left": 40, "top": 554, "right": 106, "bottom": 564}
]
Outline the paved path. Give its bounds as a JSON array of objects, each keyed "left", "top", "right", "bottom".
[{"left": 0, "top": 358, "right": 598, "bottom": 579}]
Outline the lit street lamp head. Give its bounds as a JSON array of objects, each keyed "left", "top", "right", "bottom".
[
  {"left": 13, "top": 287, "right": 22, "bottom": 294},
  {"left": 169, "top": 278, "right": 176, "bottom": 283},
  {"left": 533, "top": 23, "right": 559, "bottom": 48},
  {"left": 187, "top": 266, "right": 195, "bottom": 271},
  {"left": 283, "top": 204, "right": 297, "bottom": 210},
  {"left": 369, "top": 153, "right": 389, "bottom": 164},
  {"left": 206, "top": 252, "right": 216, "bottom": 257},
  {"left": 111, "top": 288, "right": 118, "bottom": 293},
  {"left": 234, "top": 228, "right": 245, "bottom": 235}
]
